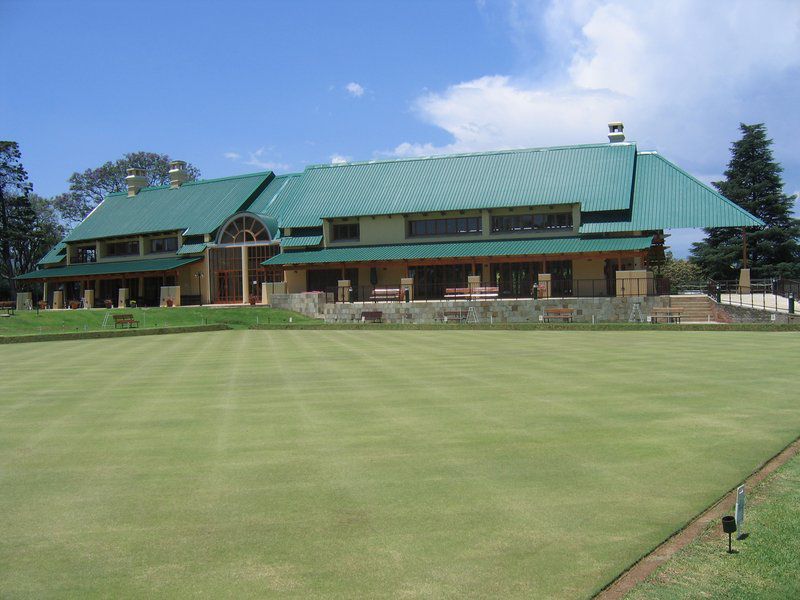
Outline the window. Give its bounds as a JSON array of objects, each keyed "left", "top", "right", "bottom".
[
  {"left": 332, "top": 223, "right": 359, "bottom": 241},
  {"left": 491, "top": 212, "right": 573, "bottom": 233},
  {"left": 288, "top": 226, "right": 323, "bottom": 237},
  {"left": 219, "top": 216, "right": 270, "bottom": 244},
  {"left": 150, "top": 237, "right": 178, "bottom": 253},
  {"left": 408, "top": 217, "right": 482, "bottom": 237},
  {"left": 182, "top": 235, "right": 205, "bottom": 245},
  {"left": 74, "top": 246, "right": 96, "bottom": 263},
  {"left": 105, "top": 240, "right": 139, "bottom": 256}
]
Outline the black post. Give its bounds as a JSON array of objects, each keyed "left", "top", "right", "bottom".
[
  {"left": 789, "top": 293, "right": 795, "bottom": 314},
  {"left": 716, "top": 284, "right": 721, "bottom": 304}
]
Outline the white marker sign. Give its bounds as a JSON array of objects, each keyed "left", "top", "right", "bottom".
[{"left": 735, "top": 485, "right": 746, "bottom": 537}]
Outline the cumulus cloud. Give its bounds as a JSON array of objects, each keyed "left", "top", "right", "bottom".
[
  {"left": 391, "top": 0, "right": 800, "bottom": 165},
  {"left": 223, "top": 151, "right": 241, "bottom": 160},
  {"left": 330, "top": 154, "right": 351, "bottom": 164},
  {"left": 345, "top": 82, "right": 365, "bottom": 97}
]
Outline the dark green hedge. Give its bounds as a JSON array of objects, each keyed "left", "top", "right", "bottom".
[{"left": 0, "top": 324, "right": 230, "bottom": 344}]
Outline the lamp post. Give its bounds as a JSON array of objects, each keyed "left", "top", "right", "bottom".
[{"left": 195, "top": 271, "right": 204, "bottom": 306}]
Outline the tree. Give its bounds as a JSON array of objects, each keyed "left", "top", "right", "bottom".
[
  {"left": 0, "top": 141, "right": 35, "bottom": 297},
  {"left": 691, "top": 123, "right": 800, "bottom": 279},
  {"left": 662, "top": 252, "right": 704, "bottom": 293},
  {"left": 53, "top": 152, "right": 200, "bottom": 226}
]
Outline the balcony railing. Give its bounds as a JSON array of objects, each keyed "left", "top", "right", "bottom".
[{"left": 708, "top": 278, "right": 798, "bottom": 313}]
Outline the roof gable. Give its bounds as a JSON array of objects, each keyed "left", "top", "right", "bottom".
[
  {"left": 278, "top": 143, "right": 637, "bottom": 227},
  {"left": 64, "top": 172, "right": 272, "bottom": 242},
  {"left": 580, "top": 153, "right": 764, "bottom": 233}
]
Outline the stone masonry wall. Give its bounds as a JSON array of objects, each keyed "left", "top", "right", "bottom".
[
  {"left": 322, "top": 296, "right": 670, "bottom": 324},
  {"left": 269, "top": 292, "right": 326, "bottom": 317}
]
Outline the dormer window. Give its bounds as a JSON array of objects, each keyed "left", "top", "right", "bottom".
[{"left": 332, "top": 223, "right": 360, "bottom": 242}]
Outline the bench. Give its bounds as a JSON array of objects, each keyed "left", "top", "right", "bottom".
[
  {"left": 113, "top": 314, "right": 139, "bottom": 328},
  {"left": 438, "top": 309, "right": 466, "bottom": 323},
  {"left": 0, "top": 301, "right": 14, "bottom": 316},
  {"left": 360, "top": 311, "right": 383, "bottom": 323},
  {"left": 543, "top": 308, "right": 575, "bottom": 322},
  {"left": 444, "top": 286, "right": 500, "bottom": 300},
  {"left": 650, "top": 308, "right": 683, "bottom": 324},
  {"left": 369, "top": 288, "right": 401, "bottom": 302}
]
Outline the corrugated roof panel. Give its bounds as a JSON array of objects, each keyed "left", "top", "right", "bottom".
[
  {"left": 279, "top": 144, "right": 637, "bottom": 227},
  {"left": 37, "top": 241, "right": 67, "bottom": 265},
  {"left": 17, "top": 257, "right": 202, "bottom": 280},
  {"left": 580, "top": 153, "right": 765, "bottom": 233},
  {"left": 247, "top": 173, "right": 302, "bottom": 217},
  {"left": 64, "top": 172, "right": 272, "bottom": 242},
  {"left": 280, "top": 235, "right": 323, "bottom": 248},
  {"left": 176, "top": 243, "right": 207, "bottom": 255},
  {"left": 264, "top": 236, "right": 652, "bottom": 265}
]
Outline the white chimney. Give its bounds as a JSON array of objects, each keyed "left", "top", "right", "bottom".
[
  {"left": 125, "top": 167, "right": 148, "bottom": 197},
  {"left": 608, "top": 121, "right": 625, "bottom": 143},
  {"left": 169, "top": 160, "right": 188, "bottom": 189}
]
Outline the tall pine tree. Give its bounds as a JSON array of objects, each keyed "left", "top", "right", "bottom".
[{"left": 691, "top": 123, "right": 800, "bottom": 279}]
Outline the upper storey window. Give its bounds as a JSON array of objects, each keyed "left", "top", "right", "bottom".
[
  {"left": 332, "top": 223, "right": 360, "bottom": 242},
  {"left": 73, "top": 246, "right": 96, "bottom": 263},
  {"left": 408, "top": 217, "right": 482, "bottom": 237},
  {"left": 219, "top": 216, "right": 270, "bottom": 245},
  {"left": 106, "top": 240, "right": 140, "bottom": 256},
  {"left": 491, "top": 212, "right": 573, "bottom": 233},
  {"left": 150, "top": 237, "right": 178, "bottom": 253}
]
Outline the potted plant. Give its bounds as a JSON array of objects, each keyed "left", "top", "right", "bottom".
[
  {"left": 166, "top": 297, "right": 174, "bottom": 307},
  {"left": 69, "top": 300, "right": 80, "bottom": 310},
  {"left": 249, "top": 294, "right": 258, "bottom": 306},
  {"left": 104, "top": 299, "right": 113, "bottom": 309}
]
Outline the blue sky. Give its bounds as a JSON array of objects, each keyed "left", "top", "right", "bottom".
[{"left": 3, "top": 0, "right": 799, "bottom": 257}]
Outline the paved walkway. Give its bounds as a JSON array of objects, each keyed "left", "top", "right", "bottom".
[{"left": 720, "top": 293, "right": 794, "bottom": 313}]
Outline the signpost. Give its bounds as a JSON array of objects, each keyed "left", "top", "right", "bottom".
[{"left": 735, "top": 485, "right": 746, "bottom": 539}]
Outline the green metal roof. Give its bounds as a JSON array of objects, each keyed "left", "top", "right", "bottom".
[
  {"left": 37, "top": 241, "right": 67, "bottom": 266},
  {"left": 17, "top": 257, "right": 202, "bottom": 280},
  {"left": 247, "top": 173, "right": 302, "bottom": 218},
  {"left": 580, "top": 153, "right": 765, "bottom": 233},
  {"left": 176, "top": 243, "right": 207, "bottom": 255},
  {"left": 264, "top": 236, "right": 652, "bottom": 266},
  {"left": 64, "top": 172, "right": 272, "bottom": 242},
  {"left": 278, "top": 143, "right": 637, "bottom": 227},
  {"left": 280, "top": 235, "right": 323, "bottom": 248}
]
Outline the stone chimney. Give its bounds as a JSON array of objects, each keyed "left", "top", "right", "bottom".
[
  {"left": 169, "top": 160, "right": 188, "bottom": 189},
  {"left": 608, "top": 121, "right": 625, "bottom": 143},
  {"left": 125, "top": 168, "right": 148, "bottom": 197}
]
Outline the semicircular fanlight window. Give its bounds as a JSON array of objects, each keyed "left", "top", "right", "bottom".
[{"left": 219, "top": 216, "right": 269, "bottom": 244}]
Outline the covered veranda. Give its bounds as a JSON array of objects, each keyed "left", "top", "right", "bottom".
[{"left": 15, "top": 257, "right": 202, "bottom": 308}]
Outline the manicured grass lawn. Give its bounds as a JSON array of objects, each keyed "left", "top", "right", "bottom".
[
  {"left": 0, "top": 306, "right": 312, "bottom": 336},
  {"left": 627, "top": 448, "right": 800, "bottom": 599},
  {"left": 1, "top": 330, "right": 799, "bottom": 598}
]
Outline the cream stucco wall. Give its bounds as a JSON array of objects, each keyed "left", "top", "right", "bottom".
[
  {"left": 284, "top": 269, "right": 307, "bottom": 294},
  {"left": 324, "top": 204, "right": 580, "bottom": 247}
]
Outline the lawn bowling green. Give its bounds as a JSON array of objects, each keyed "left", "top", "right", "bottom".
[{"left": 1, "top": 330, "right": 799, "bottom": 598}]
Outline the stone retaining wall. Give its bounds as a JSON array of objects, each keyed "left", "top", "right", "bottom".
[
  {"left": 322, "top": 296, "right": 671, "bottom": 324},
  {"left": 270, "top": 292, "right": 326, "bottom": 317}
]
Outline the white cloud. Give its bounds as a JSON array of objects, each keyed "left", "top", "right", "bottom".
[
  {"left": 345, "top": 82, "right": 365, "bottom": 97},
  {"left": 223, "top": 151, "right": 241, "bottom": 160},
  {"left": 224, "top": 147, "right": 290, "bottom": 172},
  {"left": 390, "top": 0, "right": 800, "bottom": 167},
  {"left": 330, "top": 154, "right": 351, "bottom": 165}
]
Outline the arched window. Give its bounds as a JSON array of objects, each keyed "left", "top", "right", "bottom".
[{"left": 217, "top": 215, "right": 270, "bottom": 245}]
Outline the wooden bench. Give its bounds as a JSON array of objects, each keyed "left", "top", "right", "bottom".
[
  {"left": 113, "top": 314, "right": 139, "bottom": 328},
  {"left": 471, "top": 286, "right": 499, "bottom": 299},
  {"left": 438, "top": 309, "right": 466, "bottom": 323},
  {"left": 369, "top": 288, "right": 401, "bottom": 302},
  {"left": 360, "top": 311, "right": 383, "bottom": 323},
  {"left": 0, "top": 301, "right": 14, "bottom": 316},
  {"left": 444, "top": 286, "right": 500, "bottom": 299},
  {"left": 650, "top": 308, "right": 683, "bottom": 323},
  {"left": 543, "top": 308, "right": 575, "bottom": 322}
]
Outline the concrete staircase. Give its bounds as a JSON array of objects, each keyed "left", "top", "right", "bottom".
[{"left": 669, "top": 294, "right": 715, "bottom": 322}]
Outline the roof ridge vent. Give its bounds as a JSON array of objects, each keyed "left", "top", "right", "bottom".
[
  {"left": 125, "top": 168, "right": 147, "bottom": 197},
  {"left": 608, "top": 122, "right": 625, "bottom": 143}
]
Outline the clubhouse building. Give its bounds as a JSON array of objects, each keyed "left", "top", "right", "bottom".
[{"left": 19, "top": 124, "right": 762, "bottom": 307}]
